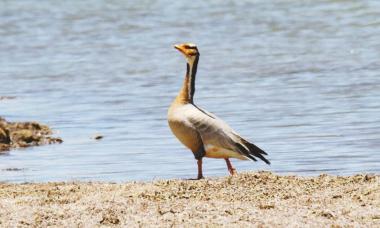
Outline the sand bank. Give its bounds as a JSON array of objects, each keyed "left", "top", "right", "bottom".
[{"left": 0, "top": 172, "right": 379, "bottom": 227}]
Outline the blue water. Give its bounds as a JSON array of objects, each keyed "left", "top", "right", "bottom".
[{"left": 1, "top": 0, "right": 380, "bottom": 182}]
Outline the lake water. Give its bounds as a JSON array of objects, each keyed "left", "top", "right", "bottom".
[{"left": 1, "top": 0, "right": 380, "bottom": 182}]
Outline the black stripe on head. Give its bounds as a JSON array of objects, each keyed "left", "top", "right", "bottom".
[{"left": 183, "top": 44, "right": 198, "bottom": 50}]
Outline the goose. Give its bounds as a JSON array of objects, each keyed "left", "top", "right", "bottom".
[{"left": 168, "top": 43, "right": 270, "bottom": 179}]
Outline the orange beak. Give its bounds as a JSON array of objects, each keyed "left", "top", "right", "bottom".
[{"left": 174, "top": 44, "right": 186, "bottom": 55}]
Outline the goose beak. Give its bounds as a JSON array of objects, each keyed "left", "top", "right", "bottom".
[{"left": 174, "top": 44, "right": 185, "bottom": 54}]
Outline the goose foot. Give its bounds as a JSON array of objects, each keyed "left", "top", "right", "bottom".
[
  {"left": 225, "top": 158, "right": 237, "bottom": 175},
  {"left": 197, "top": 158, "right": 204, "bottom": 179}
]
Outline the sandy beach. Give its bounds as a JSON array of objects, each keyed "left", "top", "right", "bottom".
[{"left": 0, "top": 171, "right": 379, "bottom": 227}]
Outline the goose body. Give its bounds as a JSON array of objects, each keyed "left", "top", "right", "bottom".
[
  {"left": 168, "top": 103, "right": 247, "bottom": 160},
  {"left": 168, "top": 43, "right": 269, "bottom": 179}
]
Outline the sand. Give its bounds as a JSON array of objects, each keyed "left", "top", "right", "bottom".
[{"left": 0, "top": 172, "right": 379, "bottom": 227}]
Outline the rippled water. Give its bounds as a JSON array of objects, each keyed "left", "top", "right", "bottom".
[{"left": 1, "top": 0, "right": 380, "bottom": 182}]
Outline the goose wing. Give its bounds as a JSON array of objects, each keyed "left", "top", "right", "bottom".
[{"left": 184, "top": 104, "right": 270, "bottom": 164}]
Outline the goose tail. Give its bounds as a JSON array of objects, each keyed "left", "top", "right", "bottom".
[{"left": 235, "top": 137, "right": 270, "bottom": 165}]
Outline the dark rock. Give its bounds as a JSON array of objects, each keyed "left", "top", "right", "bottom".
[
  {"left": 94, "top": 134, "right": 103, "bottom": 140},
  {"left": 2, "top": 168, "right": 25, "bottom": 171},
  {"left": 0, "top": 96, "right": 16, "bottom": 101},
  {"left": 0, "top": 117, "right": 63, "bottom": 152},
  {"left": 0, "top": 126, "right": 10, "bottom": 144},
  {"left": 0, "top": 143, "right": 10, "bottom": 151}
]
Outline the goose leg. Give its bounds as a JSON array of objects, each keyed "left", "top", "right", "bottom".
[
  {"left": 225, "top": 158, "right": 237, "bottom": 175},
  {"left": 197, "top": 159, "right": 204, "bottom": 179}
]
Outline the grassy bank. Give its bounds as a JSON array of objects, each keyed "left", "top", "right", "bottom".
[{"left": 0, "top": 172, "right": 379, "bottom": 227}]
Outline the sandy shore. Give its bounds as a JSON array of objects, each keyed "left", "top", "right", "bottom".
[{"left": 0, "top": 172, "right": 379, "bottom": 227}]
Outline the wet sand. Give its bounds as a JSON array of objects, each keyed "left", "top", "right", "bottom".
[{"left": 0, "top": 172, "right": 379, "bottom": 227}]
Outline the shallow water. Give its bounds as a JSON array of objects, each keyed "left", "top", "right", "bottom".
[{"left": 1, "top": 0, "right": 380, "bottom": 182}]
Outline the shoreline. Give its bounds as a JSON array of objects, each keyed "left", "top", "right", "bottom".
[{"left": 0, "top": 171, "right": 379, "bottom": 227}]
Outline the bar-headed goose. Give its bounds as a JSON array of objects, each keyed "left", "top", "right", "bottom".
[{"left": 168, "top": 43, "right": 270, "bottom": 179}]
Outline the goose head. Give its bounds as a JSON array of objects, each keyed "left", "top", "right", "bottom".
[{"left": 174, "top": 43, "right": 199, "bottom": 63}]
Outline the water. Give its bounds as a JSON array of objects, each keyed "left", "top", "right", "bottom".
[{"left": 1, "top": 0, "right": 380, "bottom": 182}]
